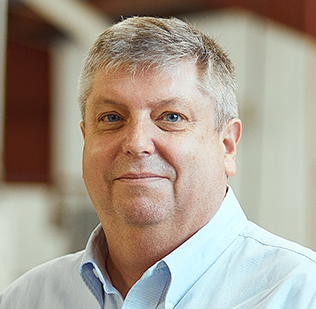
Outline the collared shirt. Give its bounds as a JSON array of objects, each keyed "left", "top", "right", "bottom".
[{"left": 1, "top": 188, "right": 316, "bottom": 308}]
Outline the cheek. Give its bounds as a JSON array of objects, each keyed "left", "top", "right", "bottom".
[
  {"left": 82, "top": 137, "right": 115, "bottom": 181},
  {"left": 161, "top": 136, "right": 201, "bottom": 183},
  {"left": 82, "top": 140, "right": 116, "bottom": 211},
  {"left": 171, "top": 135, "right": 224, "bottom": 182}
]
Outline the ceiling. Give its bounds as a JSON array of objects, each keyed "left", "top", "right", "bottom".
[{"left": 7, "top": 0, "right": 316, "bottom": 49}]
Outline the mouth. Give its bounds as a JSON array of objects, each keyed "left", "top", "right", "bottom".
[{"left": 115, "top": 173, "right": 167, "bottom": 182}]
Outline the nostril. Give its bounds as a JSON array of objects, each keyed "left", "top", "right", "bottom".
[
  {"left": 121, "top": 118, "right": 156, "bottom": 156},
  {"left": 123, "top": 138, "right": 155, "bottom": 156},
  {"left": 122, "top": 130, "right": 155, "bottom": 156}
]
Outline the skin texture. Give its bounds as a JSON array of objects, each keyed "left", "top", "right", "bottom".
[{"left": 81, "top": 61, "right": 242, "bottom": 297}]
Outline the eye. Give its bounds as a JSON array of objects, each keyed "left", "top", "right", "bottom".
[
  {"left": 104, "top": 114, "right": 121, "bottom": 122},
  {"left": 99, "top": 113, "right": 123, "bottom": 123},
  {"left": 165, "top": 113, "right": 181, "bottom": 122},
  {"left": 98, "top": 112, "right": 125, "bottom": 131},
  {"left": 156, "top": 111, "right": 188, "bottom": 132}
]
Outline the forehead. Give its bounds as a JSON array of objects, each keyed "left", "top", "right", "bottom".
[{"left": 88, "top": 61, "right": 208, "bottom": 105}]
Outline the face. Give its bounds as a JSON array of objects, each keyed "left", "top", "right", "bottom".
[{"left": 81, "top": 61, "right": 241, "bottom": 231}]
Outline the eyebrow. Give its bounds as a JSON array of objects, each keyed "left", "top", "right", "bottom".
[
  {"left": 90, "top": 96, "right": 193, "bottom": 110},
  {"left": 153, "top": 97, "right": 191, "bottom": 108},
  {"left": 90, "top": 97, "right": 123, "bottom": 107}
]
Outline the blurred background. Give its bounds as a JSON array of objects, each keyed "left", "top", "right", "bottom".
[{"left": 1, "top": 0, "right": 316, "bottom": 292}]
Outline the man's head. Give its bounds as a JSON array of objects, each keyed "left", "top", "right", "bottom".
[
  {"left": 78, "top": 16, "right": 238, "bottom": 132},
  {"left": 79, "top": 16, "right": 241, "bottom": 235}
]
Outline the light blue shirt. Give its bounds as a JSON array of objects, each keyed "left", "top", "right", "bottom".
[{"left": 1, "top": 187, "right": 316, "bottom": 308}]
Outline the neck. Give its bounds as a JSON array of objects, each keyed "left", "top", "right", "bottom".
[{"left": 105, "top": 223, "right": 190, "bottom": 298}]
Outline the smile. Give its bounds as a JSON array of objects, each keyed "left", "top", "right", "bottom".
[{"left": 115, "top": 173, "right": 166, "bottom": 182}]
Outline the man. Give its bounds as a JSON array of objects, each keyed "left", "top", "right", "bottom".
[{"left": 1, "top": 16, "right": 316, "bottom": 309}]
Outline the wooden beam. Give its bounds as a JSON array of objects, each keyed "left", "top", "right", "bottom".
[
  {"left": 20, "top": 0, "right": 111, "bottom": 47},
  {"left": 305, "top": 0, "right": 316, "bottom": 39},
  {"left": 0, "top": 0, "right": 8, "bottom": 180}
]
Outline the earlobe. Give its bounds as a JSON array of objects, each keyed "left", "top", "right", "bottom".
[
  {"left": 80, "top": 121, "right": 86, "bottom": 140},
  {"left": 222, "top": 119, "right": 242, "bottom": 177}
]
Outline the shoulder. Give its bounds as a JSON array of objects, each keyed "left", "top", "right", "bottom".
[
  {"left": 235, "top": 221, "right": 316, "bottom": 294},
  {"left": 202, "top": 221, "right": 316, "bottom": 307},
  {"left": 239, "top": 221, "right": 316, "bottom": 266},
  {"left": 15, "top": 250, "right": 85, "bottom": 285},
  {"left": 0, "top": 251, "right": 98, "bottom": 309}
]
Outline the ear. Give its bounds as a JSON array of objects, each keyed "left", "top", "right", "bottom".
[
  {"left": 80, "top": 121, "right": 86, "bottom": 140},
  {"left": 222, "top": 119, "right": 242, "bottom": 177}
]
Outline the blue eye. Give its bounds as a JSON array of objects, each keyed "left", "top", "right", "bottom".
[
  {"left": 166, "top": 113, "right": 180, "bottom": 122},
  {"left": 105, "top": 114, "right": 120, "bottom": 122}
]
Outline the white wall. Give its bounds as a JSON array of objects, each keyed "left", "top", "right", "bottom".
[
  {"left": 305, "top": 39, "right": 316, "bottom": 250},
  {"left": 0, "top": 184, "right": 68, "bottom": 292},
  {"left": 257, "top": 21, "right": 306, "bottom": 244},
  {"left": 50, "top": 38, "right": 89, "bottom": 209}
]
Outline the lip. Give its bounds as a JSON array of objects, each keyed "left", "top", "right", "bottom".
[{"left": 115, "top": 173, "right": 166, "bottom": 182}]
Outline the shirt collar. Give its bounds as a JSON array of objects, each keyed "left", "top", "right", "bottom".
[
  {"left": 79, "top": 224, "right": 109, "bottom": 308},
  {"left": 162, "top": 186, "right": 248, "bottom": 307}
]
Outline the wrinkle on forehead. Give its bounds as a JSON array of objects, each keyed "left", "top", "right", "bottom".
[{"left": 92, "top": 61, "right": 209, "bottom": 103}]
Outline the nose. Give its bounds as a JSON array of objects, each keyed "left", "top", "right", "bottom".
[{"left": 122, "top": 119, "right": 155, "bottom": 156}]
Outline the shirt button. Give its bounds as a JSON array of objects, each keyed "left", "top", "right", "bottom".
[
  {"left": 92, "top": 268, "right": 99, "bottom": 278},
  {"left": 166, "top": 302, "right": 173, "bottom": 309}
]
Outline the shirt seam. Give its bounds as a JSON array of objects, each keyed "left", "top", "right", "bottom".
[{"left": 238, "top": 234, "right": 316, "bottom": 264}]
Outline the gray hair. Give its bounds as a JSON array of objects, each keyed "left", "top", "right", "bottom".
[{"left": 78, "top": 16, "right": 238, "bottom": 131}]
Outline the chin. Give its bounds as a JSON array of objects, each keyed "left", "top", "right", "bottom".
[{"left": 115, "top": 198, "right": 175, "bottom": 228}]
